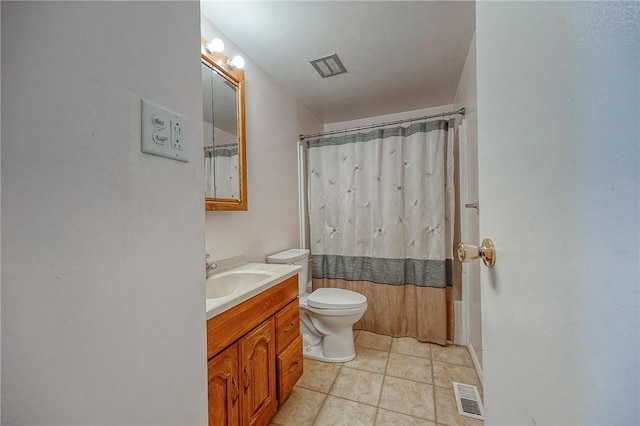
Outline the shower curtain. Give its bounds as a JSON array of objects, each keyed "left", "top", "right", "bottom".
[
  {"left": 204, "top": 145, "right": 239, "bottom": 199},
  {"left": 307, "top": 119, "right": 455, "bottom": 345}
]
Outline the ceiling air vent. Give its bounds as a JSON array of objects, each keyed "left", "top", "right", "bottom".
[{"left": 310, "top": 53, "right": 347, "bottom": 78}]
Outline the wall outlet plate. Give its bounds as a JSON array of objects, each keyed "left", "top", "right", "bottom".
[{"left": 141, "top": 99, "right": 188, "bottom": 162}]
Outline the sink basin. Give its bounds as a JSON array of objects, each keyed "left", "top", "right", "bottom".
[
  {"left": 206, "top": 270, "right": 273, "bottom": 299},
  {"left": 205, "top": 257, "right": 302, "bottom": 319}
]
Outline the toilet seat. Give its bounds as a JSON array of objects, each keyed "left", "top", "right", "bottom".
[{"left": 307, "top": 288, "right": 367, "bottom": 309}]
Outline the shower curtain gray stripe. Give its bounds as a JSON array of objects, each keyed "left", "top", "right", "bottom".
[
  {"left": 312, "top": 254, "right": 452, "bottom": 288},
  {"left": 206, "top": 146, "right": 238, "bottom": 157}
]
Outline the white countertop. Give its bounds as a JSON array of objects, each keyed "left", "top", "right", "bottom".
[{"left": 206, "top": 260, "right": 301, "bottom": 320}]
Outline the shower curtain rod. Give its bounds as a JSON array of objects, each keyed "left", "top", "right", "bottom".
[{"left": 299, "top": 107, "right": 465, "bottom": 142}]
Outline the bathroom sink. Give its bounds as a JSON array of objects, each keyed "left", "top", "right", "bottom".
[
  {"left": 206, "top": 270, "right": 273, "bottom": 299},
  {"left": 205, "top": 257, "right": 302, "bottom": 319}
]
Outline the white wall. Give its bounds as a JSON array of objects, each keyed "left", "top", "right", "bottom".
[
  {"left": 477, "top": 2, "right": 639, "bottom": 424},
  {"left": 2, "top": 2, "right": 207, "bottom": 424},
  {"left": 0, "top": 0, "right": 3, "bottom": 418},
  {"left": 452, "top": 33, "right": 482, "bottom": 367},
  {"left": 202, "top": 17, "right": 323, "bottom": 263}
]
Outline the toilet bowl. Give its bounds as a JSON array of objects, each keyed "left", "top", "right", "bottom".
[{"left": 267, "top": 249, "right": 367, "bottom": 363}]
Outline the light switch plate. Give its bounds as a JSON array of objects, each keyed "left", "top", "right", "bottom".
[{"left": 141, "top": 99, "right": 188, "bottom": 162}]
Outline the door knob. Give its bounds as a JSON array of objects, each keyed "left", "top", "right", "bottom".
[{"left": 457, "top": 238, "right": 496, "bottom": 268}]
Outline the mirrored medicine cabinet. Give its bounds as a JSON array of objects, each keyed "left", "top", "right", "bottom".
[{"left": 202, "top": 37, "right": 247, "bottom": 211}]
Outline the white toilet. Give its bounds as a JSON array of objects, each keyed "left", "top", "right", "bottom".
[{"left": 267, "top": 249, "right": 367, "bottom": 363}]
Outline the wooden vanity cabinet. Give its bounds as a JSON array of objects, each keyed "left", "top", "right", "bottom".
[{"left": 207, "top": 275, "right": 303, "bottom": 426}]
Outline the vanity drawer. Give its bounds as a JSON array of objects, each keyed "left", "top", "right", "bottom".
[
  {"left": 275, "top": 299, "right": 300, "bottom": 354},
  {"left": 276, "top": 334, "right": 303, "bottom": 402}
]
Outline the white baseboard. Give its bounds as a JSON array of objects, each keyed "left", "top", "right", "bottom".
[
  {"left": 467, "top": 342, "right": 483, "bottom": 388},
  {"left": 453, "top": 300, "right": 467, "bottom": 345}
]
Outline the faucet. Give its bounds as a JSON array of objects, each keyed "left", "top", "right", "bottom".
[{"left": 206, "top": 254, "right": 217, "bottom": 278}]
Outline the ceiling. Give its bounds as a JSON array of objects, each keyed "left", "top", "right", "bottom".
[{"left": 201, "top": 1, "right": 475, "bottom": 124}]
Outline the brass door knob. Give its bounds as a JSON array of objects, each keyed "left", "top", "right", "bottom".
[{"left": 457, "top": 238, "right": 496, "bottom": 268}]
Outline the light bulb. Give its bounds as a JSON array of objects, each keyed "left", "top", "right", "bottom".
[
  {"left": 206, "top": 38, "right": 224, "bottom": 53},
  {"left": 228, "top": 55, "right": 245, "bottom": 69}
]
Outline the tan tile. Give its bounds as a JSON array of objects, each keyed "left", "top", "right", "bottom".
[
  {"left": 375, "top": 408, "right": 437, "bottom": 425},
  {"left": 343, "top": 347, "right": 389, "bottom": 374},
  {"left": 355, "top": 331, "right": 393, "bottom": 351},
  {"left": 270, "top": 386, "right": 326, "bottom": 426},
  {"left": 390, "top": 337, "right": 432, "bottom": 358},
  {"left": 329, "top": 367, "right": 384, "bottom": 406},
  {"left": 296, "top": 358, "right": 341, "bottom": 393},
  {"left": 379, "top": 376, "right": 435, "bottom": 420},
  {"left": 386, "top": 352, "right": 432, "bottom": 384},
  {"left": 435, "top": 386, "right": 484, "bottom": 426},
  {"left": 432, "top": 344, "right": 474, "bottom": 367},
  {"left": 314, "top": 396, "right": 377, "bottom": 426},
  {"left": 432, "top": 361, "right": 481, "bottom": 390},
  {"left": 353, "top": 329, "right": 361, "bottom": 340}
]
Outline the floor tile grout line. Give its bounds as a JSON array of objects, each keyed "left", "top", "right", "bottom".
[
  {"left": 373, "top": 405, "right": 438, "bottom": 423},
  {"left": 325, "top": 394, "right": 381, "bottom": 410},
  {"left": 312, "top": 357, "right": 341, "bottom": 426},
  {"left": 307, "top": 358, "right": 343, "bottom": 426},
  {"left": 326, "top": 366, "right": 385, "bottom": 410},
  {"left": 325, "top": 361, "right": 343, "bottom": 396},
  {"left": 430, "top": 341, "right": 439, "bottom": 424},
  {"left": 310, "top": 391, "right": 330, "bottom": 426},
  {"left": 372, "top": 334, "right": 393, "bottom": 423}
]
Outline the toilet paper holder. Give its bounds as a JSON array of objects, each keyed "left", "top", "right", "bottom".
[{"left": 457, "top": 238, "right": 496, "bottom": 268}]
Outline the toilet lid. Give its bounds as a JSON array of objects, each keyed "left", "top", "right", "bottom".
[{"left": 307, "top": 288, "right": 367, "bottom": 309}]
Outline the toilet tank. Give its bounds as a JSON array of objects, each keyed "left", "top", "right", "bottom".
[{"left": 267, "top": 249, "right": 310, "bottom": 295}]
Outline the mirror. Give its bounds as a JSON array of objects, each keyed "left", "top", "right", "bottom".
[{"left": 202, "top": 38, "right": 247, "bottom": 211}]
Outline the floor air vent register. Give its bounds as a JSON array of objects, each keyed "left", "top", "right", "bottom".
[{"left": 453, "top": 382, "right": 485, "bottom": 420}]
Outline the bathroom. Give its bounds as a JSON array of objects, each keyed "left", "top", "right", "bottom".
[
  {"left": 201, "top": 1, "right": 481, "bottom": 423},
  {"left": 2, "top": 1, "right": 638, "bottom": 425}
]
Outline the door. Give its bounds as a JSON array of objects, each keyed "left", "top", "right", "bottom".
[{"left": 476, "top": 2, "right": 638, "bottom": 425}]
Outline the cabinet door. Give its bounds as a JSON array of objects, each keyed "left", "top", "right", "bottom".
[
  {"left": 208, "top": 343, "right": 240, "bottom": 426},
  {"left": 240, "top": 318, "right": 277, "bottom": 426}
]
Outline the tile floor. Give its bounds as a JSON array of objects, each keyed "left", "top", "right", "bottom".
[{"left": 270, "top": 330, "right": 483, "bottom": 426}]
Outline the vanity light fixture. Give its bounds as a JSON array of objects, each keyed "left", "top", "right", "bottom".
[
  {"left": 228, "top": 55, "right": 245, "bottom": 70},
  {"left": 205, "top": 38, "right": 225, "bottom": 54},
  {"left": 204, "top": 37, "right": 244, "bottom": 69}
]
